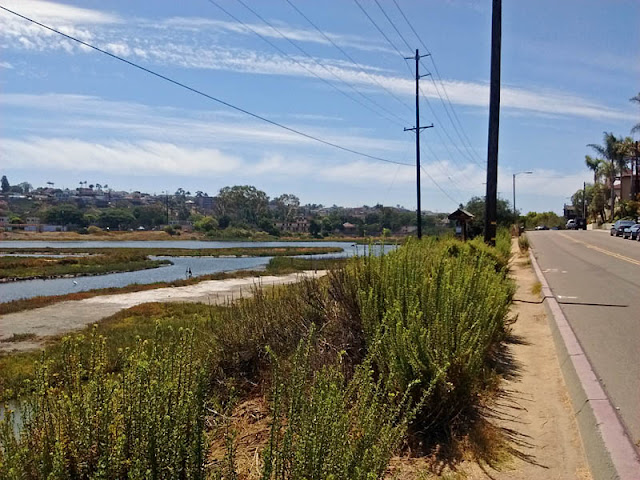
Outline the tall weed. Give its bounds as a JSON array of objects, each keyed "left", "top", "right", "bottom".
[
  {"left": 260, "top": 334, "right": 413, "bottom": 480},
  {"left": 0, "top": 326, "right": 207, "bottom": 480}
]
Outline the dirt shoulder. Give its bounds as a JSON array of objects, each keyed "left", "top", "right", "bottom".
[{"left": 0, "top": 270, "right": 326, "bottom": 352}]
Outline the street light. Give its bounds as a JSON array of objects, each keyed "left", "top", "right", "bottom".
[{"left": 513, "top": 171, "right": 533, "bottom": 220}]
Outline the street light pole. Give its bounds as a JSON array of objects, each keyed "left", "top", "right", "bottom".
[{"left": 512, "top": 171, "right": 533, "bottom": 221}]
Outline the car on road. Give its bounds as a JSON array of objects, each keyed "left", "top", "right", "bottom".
[
  {"left": 535, "top": 225, "right": 549, "bottom": 230},
  {"left": 566, "top": 218, "right": 587, "bottom": 230},
  {"left": 610, "top": 220, "right": 636, "bottom": 237},
  {"left": 624, "top": 224, "right": 640, "bottom": 239}
]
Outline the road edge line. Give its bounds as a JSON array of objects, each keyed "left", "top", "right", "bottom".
[{"left": 529, "top": 248, "right": 640, "bottom": 480}]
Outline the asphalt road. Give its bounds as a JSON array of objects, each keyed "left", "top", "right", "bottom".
[{"left": 528, "top": 229, "right": 640, "bottom": 451}]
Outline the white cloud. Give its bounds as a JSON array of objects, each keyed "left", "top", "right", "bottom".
[
  {"left": 1, "top": 4, "right": 634, "bottom": 122},
  {"left": 1, "top": 0, "right": 119, "bottom": 24},
  {"left": 0, "top": 61, "right": 13, "bottom": 69},
  {"left": 157, "top": 17, "right": 396, "bottom": 55},
  {"left": 1, "top": 137, "right": 242, "bottom": 175}
]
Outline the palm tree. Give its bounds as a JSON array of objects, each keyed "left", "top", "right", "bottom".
[
  {"left": 588, "top": 132, "right": 627, "bottom": 220},
  {"left": 584, "top": 155, "right": 603, "bottom": 184},
  {"left": 631, "top": 93, "right": 640, "bottom": 134}
]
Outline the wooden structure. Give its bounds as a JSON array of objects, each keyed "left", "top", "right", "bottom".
[{"left": 448, "top": 208, "right": 474, "bottom": 241}]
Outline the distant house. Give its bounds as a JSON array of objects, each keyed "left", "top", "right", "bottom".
[
  {"left": 276, "top": 218, "right": 309, "bottom": 233},
  {"left": 342, "top": 222, "right": 357, "bottom": 234},
  {"left": 399, "top": 225, "right": 417, "bottom": 235}
]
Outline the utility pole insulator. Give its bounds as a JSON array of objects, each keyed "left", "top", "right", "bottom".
[{"left": 404, "top": 49, "right": 433, "bottom": 240}]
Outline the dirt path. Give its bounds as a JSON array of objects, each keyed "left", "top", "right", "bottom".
[
  {"left": 463, "top": 243, "right": 591, "bottom": 479},
  {"left": 0, "top": 271, "right": 326, "bottom": 352}
]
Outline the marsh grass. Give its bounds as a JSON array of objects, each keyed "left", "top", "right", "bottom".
[{"left": 0, "top": 252, "right": 171, "bottom": 281}]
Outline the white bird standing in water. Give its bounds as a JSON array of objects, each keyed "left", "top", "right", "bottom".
[{"left": 72, "top": 280, "right": 78, "bottom": 285}]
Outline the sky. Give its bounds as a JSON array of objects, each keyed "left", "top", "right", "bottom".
[{"left": 0, "top": 0, "right": 638, "bottom": 214}]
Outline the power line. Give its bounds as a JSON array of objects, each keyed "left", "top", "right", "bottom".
[
  {"left": 283, "top": 0, "right": 414, "bottom": 115},
  {"left": 373, "top": 0, "right": 412, "bottom": 52},
  {"left": 420, "top": 164, "right": 460, "bottom": 206},
  {"left": 392, "top": 0, "right": 484, "bottom": 165},
  {"left": 419, "top": 84, "right": 486, "bottom": 170},
  {"left": 352, "top": 0, "right": 413, "bottom": 78},
  {"left": 0, "top": 4, "right": 412, "bottom": 167},
  {"left": 209, "top": 0, "right": 407, "bottom": 128},
  {"left": 352, "top": 0, "right": 483, "bottom": 176}
]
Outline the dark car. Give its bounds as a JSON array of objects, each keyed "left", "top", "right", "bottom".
[
  {"left": 611, "top": 220, "right": 636, "bottom": 237},
  {"left": 625, "top": 224, "right": 640, "bottom": 239}
]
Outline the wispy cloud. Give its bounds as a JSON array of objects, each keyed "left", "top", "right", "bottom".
[{"left": 1, "top": 2, "right": 635, "bottom": 123}]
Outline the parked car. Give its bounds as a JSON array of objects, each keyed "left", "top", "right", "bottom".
[
  {"left": 610, "top": 220, "right": 636, "bottom": 237},
  {"left": 535, "top": 225, "right": 549, "bottom": 230},
  {"left": 625, "top": 224, "right": 640, "bottom": 239},
  {"left": 566, "top": 219, "right": 576, "bottom": 229}
]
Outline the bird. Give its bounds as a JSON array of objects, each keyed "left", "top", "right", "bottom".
[{"left": 72, "top": 280, "right": 78, "bottom": 285}]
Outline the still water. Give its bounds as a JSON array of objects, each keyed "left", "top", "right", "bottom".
[{"left": 0, "top": 241, "right": 390, "bottom": 302}]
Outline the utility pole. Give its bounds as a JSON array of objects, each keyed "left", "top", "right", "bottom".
[
  {"left": 583, "top": 181, "right": 587, "bottom": 219},
  {"left": 634, "top": 141, "right": 639, "bottom": 201},
  {"left": 404, "top": 49, "right": 433, "bottom": 240},
  {"left": 484, "top": 0, "right": 502, "bottom": 246}
]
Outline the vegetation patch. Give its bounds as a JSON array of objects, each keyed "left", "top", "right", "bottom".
[
  {"left": 0, "top": 252, "right": 170, "bottom": 281},
  {"left": 1, "top": 237, "right": 516, "bottom": 478}
]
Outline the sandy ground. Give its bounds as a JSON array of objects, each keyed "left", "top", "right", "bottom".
[
  {"left": 0, "top": 271, "right": 326, "bottom": 352},
  {"left": 462, "top": 243, "right": 591, "bottom": 479}
]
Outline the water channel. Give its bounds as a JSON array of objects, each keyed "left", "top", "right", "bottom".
[{"left": 0, "top": 241, "right": 390, "bottom": 302}]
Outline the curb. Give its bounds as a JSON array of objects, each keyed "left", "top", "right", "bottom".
[{"left": 529, "top": 249, "right": 640, "bottom": 480}]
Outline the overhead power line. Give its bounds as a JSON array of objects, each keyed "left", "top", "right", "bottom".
[
  {"left": 283, "top": 0, "right": 414, "bottom": 115},
  {"left": 352, "top": 0, "right": 413, "bottom": 78},
  {"left": 392, "top": 0, "right": 484, "bottom": 165},
  {"left": 0, "top": 4, "right": 412, "bottom": 167},
  {"left": 208, "top": 0, "right": 407, "bottom": 128}
]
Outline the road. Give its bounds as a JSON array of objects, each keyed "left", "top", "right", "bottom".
[{"left": 528, "top": 229, "right": 640, "bottom": 451}]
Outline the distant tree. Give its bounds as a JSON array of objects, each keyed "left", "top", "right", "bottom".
[
  {"left": 133, "top": 204, "right": 167, "bottom": 228},
  {"left": 309, "top": 218, "right": 321, "bottom": 237},
  {"left": 193, "top": 216, "right": 218, "bottom": 232},
  {"left": 588, "top": 132, "right": 629, "bottom": 219},
  {"left": 215, "top": 185, "right": 269, "bottom": 227},
  {"left": 464, "top": 196, "right": 514, "bottom": 238},
  {"left": 1, "top": 175, "right": 9, "bottom": 193},
  {"left": 273, "top": 193, "right": 300, "bottom": 221},
  {"left": 43, "top": 204, "right": 84, "bottom": 226},
  {"left": 98, "top": 208, "right": 136, "bottom": 230}
]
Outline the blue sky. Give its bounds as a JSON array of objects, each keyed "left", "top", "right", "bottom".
[{"left": 1, "top": 0, "right": 638, "bottom": 214}]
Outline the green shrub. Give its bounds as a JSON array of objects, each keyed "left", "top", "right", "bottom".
[
  {"left": 0, "top": 326, "right": 207, "bottom": 480},
  {"left": 518, "top": 233, "right": 529, "bottom": 253},
  {"left": 259, "top": 334, "right": 413, "bottom": 480},
  {"left": 339, "top": 237, "right": 514, "bottom": 435},
  {"left": 87, "top": 225, "right": 103, "bottom": 234}
]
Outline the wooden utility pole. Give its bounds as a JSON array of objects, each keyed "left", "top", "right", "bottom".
[
  {"left": 404, "top": 49, "right": 433, "bottom": 240},
  {"left": 484, "top": 0, "right": 502, "bottom": 246}
]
